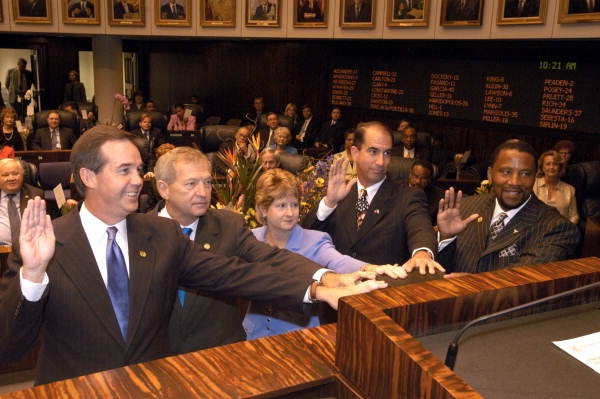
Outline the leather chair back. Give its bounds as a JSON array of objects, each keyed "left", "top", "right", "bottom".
[
  {"left": 201, "top": 125, "right": 238, "bottom": 153},
  {"left": 38, "top": 161, "right": 72, "bottom": 201},
  {"left": 33, "top": 110, "right": 77, "bottom": 132}
]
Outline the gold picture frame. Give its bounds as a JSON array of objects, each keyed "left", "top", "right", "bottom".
[
  {"left": 340, "top": 0, "right": 375, "bottom": 28},
  {"left": 440, "top": 0, "right": 483, "bottom": 26},
  {"left": 386, "top": 0, "right": 429, "bottom": 27},
  {"left": 558, "top": 0, "right": 600, "bottom": 23},
  {"left": 109, "top": 0, "right": 144, "bottom": 26},
  {"left": 155, "top": 0, "right": 191, "bottom": 26},
  {"left": 12, "top": 0, "right": 52, "bottom": 24},
  {"left": 294, "top": 0, "right": 327, "bottom": 28},
  {"left": 63, "top": 0, "right": 100, "bottom": 25},
  {"left": 245, "top": 0, "right": 280, "bottom": 27},
  {"left": 497, "top": 0, "right": 546, "bottom": 25},
  {"left": 201, "top": 0, "right": 236, "bottom": 27}
]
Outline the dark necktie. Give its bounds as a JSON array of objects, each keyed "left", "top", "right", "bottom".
[
  {"left": 178, "top": 227, "right": 193, "bottom": 306},
  {"left": 488, "top": 212, "right": 508, "bottom": 242},
  {"left": 356, "top": 189, "right": 368, "bottom": 229},
  {"left": 51, "top": 129, "right": 60, "bottom": 149},
  {"left": 106, "top": 226, "right": 130, "bottom": 340},
  {"left": 7, "top": 194, "right": 20, "bottom": 245}
]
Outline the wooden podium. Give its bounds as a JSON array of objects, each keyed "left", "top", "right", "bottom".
[{"left": 2, "top": 257, "right": 600, "bottom": 398}]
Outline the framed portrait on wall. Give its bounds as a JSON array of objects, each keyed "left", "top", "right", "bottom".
[
  {"left": 201, "top": 0, "right": 235, "bottom": 27},
  {"left": 440, "top": 0, "right": 483, "bottom": 26},
  {"left": 558, "top": 0, "right": 600, "bottom": 23},
  {"left": 63, "top": 0, "right": 101, "bottom": 24},
  {"left": 497, "top": 0, "right": 546, "bottom": 25},
  {"left": 155, "top": 0, "right": 191, "bottom": 26},
  {"left": 12, "top": 0, "right": 52, "bottom": 23},
  {"left": 109, "top": 0, "right": 144, "bottom": 26},
  {"left": 246, "top": 0, "right": 280, "bottom": 27},
  {"left": 294, "top": 0, "right": 327, "bottom": 28},
  {"left": 386, "top": 0, "right": 429, "bottom": 27},
  {"left": 340, "top": 0, "right": 375, "bottom": 28}
]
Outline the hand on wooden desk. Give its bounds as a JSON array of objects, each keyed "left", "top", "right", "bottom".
[
  {"left": 401, "top": 250, "right": 445, "bottom": 275},
  {"left": 437, "top": 187, "right": 480, "bottom": 240},
  {"left": 315, "top": 279, "right": 388, "bottom": 310},
  {"left": 20, "top": 197, "right": 55, "bottom": 283}
]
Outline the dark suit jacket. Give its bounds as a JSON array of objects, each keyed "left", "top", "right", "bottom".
[
  {"left": 445, "top": 0, "right": 480, "bottom": 21},
  {"left": 253, "top": 2, "right": 275, "bottom": 19},
  {"left": 569, "top": 0, "right": 600, "bottom": 13},
  {"left": 18, "top": 0, "right": 46, "bottom": 17},
  {"left": 259, "top": 126, "right": 278, "bottom": 149},
  {"left": 0, "top": 209, "right": 320, "bottom": 384},
  {"left": 30, "top": 127, "right": 76, "bottom": 150},
  {"left": 294, "top": 117, "right": 320, "bottom": 149},
  {"left": 68, "top": 1, "right": 95, "bottom": 18},
  {"left": 63, "top": 81, "right": 87, "bottom": 104},
  {"left": 153, "top": 205, "right": 324, "bottom": 354},
  {"left": 317, "top": 120, "right": 347, "bottom": 152},
  {"left": 345, "top": 1, "right": 371, "bottom": 22},
  {"left": 302, "top": 177, "right": 437, "bottom": 265},
  {"left": 160, "top": 2, "right": 185, "bottom": 19},
  {"left": 504, "top": 0, "right": 539, "bottom": 17},
  {"left": 4, "top": 68, "right": 34, "bottom": 104},
  {"left": 439, "top": 193, "right": 581, "bottom": 274},
  {"left": 393, "top": 144, "right": 431, "bottom": 160},
  {"left": 129, "top": 128, "right": 166, "bottom": 172}
]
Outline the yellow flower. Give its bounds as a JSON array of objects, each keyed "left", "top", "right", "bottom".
[{"left": 315, "top": 177, "right": 325, "bottom": 188}]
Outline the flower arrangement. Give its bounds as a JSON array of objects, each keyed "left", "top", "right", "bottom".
[
  {"left": 475, "top": 179, "right": 492, "bottom": 195},
  {"left": 298, "top": 155, "right": 333, "bottom": 221},
  {"left": 111, "top": 93, "right": 130, "bottom": 126},
  {"left": 114, "top": 93, "right": 131, "bottom": 111},
  {"left": 212, "top": 134, "right": 262, "bottom": 228}
]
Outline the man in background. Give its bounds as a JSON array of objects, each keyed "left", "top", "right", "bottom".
[{"left": 4, "top": 59, "right": 33, "bottom": 120}]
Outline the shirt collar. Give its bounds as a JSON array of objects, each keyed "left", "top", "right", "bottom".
[
  {"left": 80, "top": 202, "right": 128, "bottom": 247},
  {"left": 357, "top": 176, "right": 386, "bottom": 204},
  {"left": 492, "top": 195, "right": 531, "bottom": 226},
  {"left": 157, "top": 204, "right": 199, "bottom": 237}
]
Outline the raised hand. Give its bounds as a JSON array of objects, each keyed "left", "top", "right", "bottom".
[
  {"left": 19, "top": 197, "right": 55, "bottom": 283},
  {"left": 323, "top": 157, "right": 356, "bottom": 208},
  {"left": 437, "top": 187, "right": 479, "bottom": 240}
]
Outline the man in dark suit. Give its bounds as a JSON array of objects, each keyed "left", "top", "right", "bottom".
[
  {"left": 294, "top": 104, "right": 320, "bottom": 150},
  {"left": 316, "top": 107, "right": 347, "bottom": 152},
  {"left": 160, "top": 0, "right": 186, "bottom": 19},
  {"left": 407, "top": 159, "right": 444, "bottom": 224},
  {"left": 253, "top": 0, "right": 276, "bottom": 20},
  {"left": 244, "top": 96, "right": 265, "bottom": 130},
  {"left": 437, "top": 139, "right": 580, "bottom": 275},
  {"left": 445, "top": 0, "right": 480, "bottom": 21},
  {"left": 4, "top": 59, "right": 34, "bottom": 119},
  {"left": 29, "top": 111, "right": 77, "bottom": 150},
  {"left": 569, "top": 0, "right": 600, "bottom": 13},
  {"left": 129, "top": 113, "right": 167, "bottom": 173},
  {"left": 302, "top": 121, "right": 442, "bottom": 272},
  {"left": 0, "top": 158, "right": 43, "bottom": 246},
  {"left": 345, "top": 0, "right": 371, "bottom": 22},
  {"left": 0, "top": 126, "right": 384, "bottom": 384},
  {"left": 69, "top": 0, "right": 95, "bottom": 18},
  {"left": 259, "top": 112, "right": 279, "bottom": 149},
  {"left": 114, "top": 0, "right": 135, "bottom": 19},
  {"left": 18, "top": 0, "right": 47, "bottom": 17},
  {"left": 395, "top": 126, "right": 430, "bottom": 160},
  {"left": 503, "top": 0, "right": 540, "bottom": 17}
]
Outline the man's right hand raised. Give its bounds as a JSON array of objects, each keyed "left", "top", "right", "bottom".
[
  {"left": 437, "top": 187, "right": 479, "bottom": 241},
  {"left": 323, "top": 157, "right": 356, "bottom": 208},
  {"left": 20, "top": 197, "right": 55, "bottom": 283}
]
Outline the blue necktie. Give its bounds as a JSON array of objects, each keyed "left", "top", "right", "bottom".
[
  {"left": 178, "top": 227, "right": 193, "bottom": 306},
  {"left": 106, "top": 227, "right": 130, "bottom": 340}
]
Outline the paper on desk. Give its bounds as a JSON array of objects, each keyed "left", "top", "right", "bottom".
[
  {"left": 553, "top": 331, "right": 600, "bottom": 374},
  {"left": 53, "top": 183, "right": 66, "bottom": 210}
]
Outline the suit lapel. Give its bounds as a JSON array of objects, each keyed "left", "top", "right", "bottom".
[{"left": 53, "top": 211, "right": 126, "bottom": 347}]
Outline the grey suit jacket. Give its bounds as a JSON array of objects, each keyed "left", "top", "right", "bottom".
[
  {"left": 0, "top": 209, "right": 319, "bottom": 384},
  {"left": 439, "top": 193, "right": 580, "bottom": 273},
  {"left": 30, "top": 127, "right": 76, "bottom": 150},
  {"left": 302, "top": 177, "right": 437, "bottom": 265},
  {"left": 150, "top": 204, "right": 323, "bottom": 354},
  {"left": 4, "top": 68, "right": 33, "bottom": 104}
]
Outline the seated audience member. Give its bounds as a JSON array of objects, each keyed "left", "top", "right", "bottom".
[
  {"left": 0, "top": 107, "right": 25, "bottom": 151},
  {"left": 220, "top": 125, "right": 257, "bottom": 161},
  {"left": 81, "top": 110, "right": 97, "bottom": 132},
  {"left": 0, "top": 158, "right": 43, "bottom": 245},
  {"left": 533, "top": 150, "right": 579, "bottom": 224},
  {"left": 30, "top": 110, "right": 76, "bottom": 150},
  {"left": 294, "top": 104, "right": 319, "bottom": 150},
  {"left": 302, "top": 121, "right": 441, "bottom": 272},
  {"left": 244, "top": 168, "right": 407, "bottom": 339},
  {"left": 130, "top": 90, "right": 146, "bottom": 112},
  {"left": 144, "top": 99, "right": 159, "bottom": 113},
  {"left": 129, "top": 113, "right": 167, "bottom": 174},
  {"left": 269, "top": 126, "right": 297, "bottom": 154},
  {"left": 553, "top": 139, "right": 576, "bottom": 178},
  {"left": 167, "top": 103, "right": 195, "bottom": 131},
  {"left": 407, "top": 160, "right": 443, "bottom": 224},
  {"left": 395, "top": 126, "right": 430, "bottom": 160},
  {"left": 0, "top": 127, "right": 386, "bottom": 384},
  {"left": 150, "top": 146, "right": 387, "bottom": 354},
  {"left": 437, "top": 139, "right": 580, "bottom": 276},
  {"left": 260, "top": 148, "right": 280, "bottom": 170},
  {"left": 283, "top": 102, "right": 301, "bottom": 136},
  {"left": 63, "top": 70, "right": 87, "bottom": 105},
  {"left": 316, "top": 107, "right": 347, "bottom": 152},
  {"left": 260, "top": 112, "right": 280, "bottom": 149},
  {"left": 244, "top": 96, "right": 265, "bottom": 129},
  {"left": 333, "top": 129, "right": 357, "bottom": 182}
]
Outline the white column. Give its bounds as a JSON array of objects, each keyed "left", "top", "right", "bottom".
[{"left": 92, "top": 36, "right": 123, "bottom": 126}]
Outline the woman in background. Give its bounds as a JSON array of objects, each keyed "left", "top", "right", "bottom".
[
  {"left": 243, "top": 168, "right": 406, "bottom": 339},
  {"left": 268, "top": 126, "right": 297, "bottom": 154},
  {"left": 0, "top": 107, "right": 25, "bottom": 151},
  {"left": 533, "top": 150, "right": 579, "bottom": 224},
  {"left": 167, "top": 103, "right": 196, "bottom": 131}
]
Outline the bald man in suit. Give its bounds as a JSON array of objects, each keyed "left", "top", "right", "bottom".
[{"left": 437, "top": 139, "right": 580, "bottom": 275}]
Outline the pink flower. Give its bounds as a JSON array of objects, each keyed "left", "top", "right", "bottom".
[{"left": 114, "top": 93, "right": 131, "bottom": 111}]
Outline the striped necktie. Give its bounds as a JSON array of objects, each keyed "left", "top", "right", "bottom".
[{"left": 178, "top": 227, "right": 193, "bottom": 306}]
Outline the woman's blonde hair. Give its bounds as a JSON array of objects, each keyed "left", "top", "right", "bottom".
[
  {"left": 537, "top": 150, "right": 563, "bottom": 178},
  {"left": 255, "top": 168, "right": 299, "bottom": 224}
]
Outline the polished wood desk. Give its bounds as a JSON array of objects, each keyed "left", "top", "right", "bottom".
[
  {"left": 2, "top": 258, "right": 599, "bottom": 398},
  {"left": 15, "top": 151, "right": 71, "bottom": 166}
]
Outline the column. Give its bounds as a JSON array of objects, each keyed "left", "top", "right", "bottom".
[{"left": 92, "top": 36, "right": 123, "bottom": 126}]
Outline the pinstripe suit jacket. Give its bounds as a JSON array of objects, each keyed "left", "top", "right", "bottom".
[{"left": 439, "top": 193, "right": 580, "bottom": 273}]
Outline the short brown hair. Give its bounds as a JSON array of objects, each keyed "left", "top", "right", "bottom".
[{"left": 255, "top": 168, "right": 299, "bottom": 225}]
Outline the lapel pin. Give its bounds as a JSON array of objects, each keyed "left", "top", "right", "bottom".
[
  {"left": 203, "top": 243, "right": 211, "bottom": 250},
  {"left": 513, "top": 229, "right": 519, "bottom": 234},
  {"left": 374, "top": 209, "right": 380, "bottom": 214},
  {"left": 139, "top": 250, "right": 147, "bottom": 258},
  {"left": 477, "top": 216, "right": 483, "bottom": 223}
]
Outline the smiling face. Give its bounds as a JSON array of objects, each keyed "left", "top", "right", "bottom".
[
  {"left": 488, "top": 149, "right": 535, "bottom": 211},
  {"left": 47, "top": 112, "right": 61, "bottom": 130},
  {"left": 541, "top": 154, "right": 561, "bottom": 179},
  {"left": 0, "top": 160, "right": 24, "bottom": 195},
  {"left": 351, "top": 125, "right": 393, "bottom": 187}
]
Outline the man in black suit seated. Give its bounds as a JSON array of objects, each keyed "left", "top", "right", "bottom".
[
  {"left": 29, "top": 110, "right": 76, "bottom": 150},
  {"left": 0, "top": 126, "right": 386, "bottom": 384},
  {"left": 437, "top": 139, "right": 580, "bottom": 276},
  {"left": 395, "top": 126, "right": 430, "bottom": 160},
  {"left": 407, "top": 160, "right": 444, "bottom": 224},
  {"left": 294, "top": 104, "right": 320, "bottom": 150},
  {"left": 0, "top": 158, "right": 43, "bottom": 246},
  {"left": 150, "top": 146, "right": 387, "bottom": 353},
  {"left": 259, "top": 112, "right": 280, "bottom": 149},
  {"left": 129, "top": 113, "right": 167, "bottom": 174},
  {"left": 302, "top": 121, "right": 443, "bottom": 273},
  {"left": 316, "top": 107, "right": 347, "bottom": 153},
  {"left": 161, "top": 0, "right": 185, "bottom": 19}
]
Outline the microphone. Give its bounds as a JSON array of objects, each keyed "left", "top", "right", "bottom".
[{"left": 444, "top": 280, "right": 600, "bottom": 370}]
